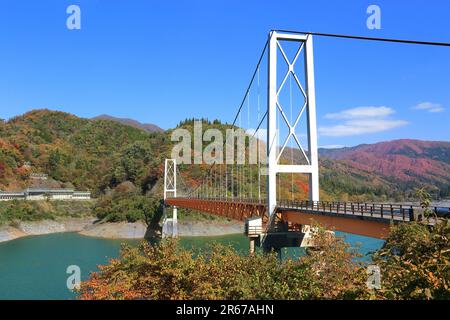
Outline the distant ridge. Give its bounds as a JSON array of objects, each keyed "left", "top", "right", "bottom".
[
  {"left": 319, "top": 139, "right": 450, "bottom": 188},
  {"left": 92, "top": 114, "right": 164, "bottom": 133}
]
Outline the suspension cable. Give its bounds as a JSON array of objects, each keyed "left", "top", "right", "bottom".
[
  {"left": 290, "top": 69, "right": 294, "bottom": 201},
  {"left": 274, "top": 29, "right": 450, "bottom": 47},
  {"left": 247, "top": 88, "right": 251, "bottom": 200},
  {"left": 257, "top": 66, "right": 261, "bottom": 202},
  {"left": 277, "top": 95, "right": 281, "bottom": 201},
  {"left": 239, "top": 110, "right": 242, "bottom": 200},
  {"left": 232, "top": 40, "right": 269, "bottom": 126},
  {"left": 225, "top": 163, "right": 228, "bottom": 199}
]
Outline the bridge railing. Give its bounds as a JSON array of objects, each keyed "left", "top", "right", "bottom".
[
  {"left": 174, "top": 196, "right": 449, "bottom": 221},
  {"left": 187, "top": 195, "right": 268, "bottom": 205},
  {"left": 276, "top": 200, "right": 415, "bottom": 222}
]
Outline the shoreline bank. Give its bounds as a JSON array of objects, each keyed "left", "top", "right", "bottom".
[{"left": 0, "top": 217, "right": 244, "bottom": 243}]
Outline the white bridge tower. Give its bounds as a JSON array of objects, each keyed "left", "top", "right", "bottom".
[
  {"left": 163, "top": 158, "right": 178, "bottom": 237},
  {"left": 266, "top": 31, "right": 319, "bottom": 216}
]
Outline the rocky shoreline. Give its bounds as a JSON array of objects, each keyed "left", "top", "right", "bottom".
[{"left": 0, "top": 217, "right": 244, "bottom": 243}]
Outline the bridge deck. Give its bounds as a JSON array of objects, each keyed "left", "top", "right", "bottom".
[
  {"left": 164, "top": 197, "right": 449, "bottom": 239},
  {"left": 277, "top": 200, "right": 414, "bottom": 222},
  {"left": 165, "top": 197, "right": 267, "bottom": 222}
]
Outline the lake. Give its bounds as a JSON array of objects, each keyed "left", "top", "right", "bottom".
[{"left": 0, "top": 232, "right": 384, "bottom": 300}]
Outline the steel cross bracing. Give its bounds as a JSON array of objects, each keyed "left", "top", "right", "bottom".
[{"left": 275, "top": 40, "right": 309, "bottom": 165}]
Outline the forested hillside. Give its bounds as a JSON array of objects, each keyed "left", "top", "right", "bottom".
[
  {"left": 319, "top": 140, "right": 450, "bottom": 199},
  {"left": 0, "top": 110, "right": 168, "bottom": 195},
  {"left": 1, "top": 110, "right": 448, "bottom": 202}
]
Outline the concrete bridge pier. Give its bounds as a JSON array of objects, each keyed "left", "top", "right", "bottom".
[
  {"left": 245, "top": 217, "right": 262, "bottom": 255},
  {"left": 249, "top": 237, "right": 256, "bottom": 255},
  {"left": 261, "top": 232, "right": 306, "bottom": 254},
  {"left": 245, "top": 217, "right": 314, "bottom": 255}
]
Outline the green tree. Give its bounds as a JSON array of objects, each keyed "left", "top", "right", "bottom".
[
  {"left": 93, "top": 192, "right": 162, "bottom": 225},
  {"left": 415, "top": 188, "right": 436, "bottom": 221}
]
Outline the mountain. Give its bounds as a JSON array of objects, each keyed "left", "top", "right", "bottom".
[
  {"left": 319, "top": 139, "right": 450, "bottom": 198},
  {"left": 92, "top": 114, "right": 164, "bottom": 133},
  {"left": 0, "top": 109, "right": 167, "bottom": 194},
  {"left": 1, "top": 110, "right": 449, "bottom": 201}
]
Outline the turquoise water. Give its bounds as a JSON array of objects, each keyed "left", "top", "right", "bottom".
[
  {"left": 0, "top": 232, "right": 384, "bottom": 300},
  {"left": 281, "top": 232, "right": 384, "bottom": 261},
  {"left": 336, "top": 231, "right": 385, "bottom": 259},
  {"left": 0, "top": 233, "right": 138, "bottom": 300}
]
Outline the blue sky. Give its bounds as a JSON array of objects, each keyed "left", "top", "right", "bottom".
[{"left": 0, "top": 0, "right": 449, "bottom": 147}]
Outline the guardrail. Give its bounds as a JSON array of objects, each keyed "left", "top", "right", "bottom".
[
  {"left": 277, "top": 200, "right": 415, "bottom": 221},
  {"left": 188, "top": 196, "right": 267, "bottom": 204},
  {"left": 179, "top": 196, "right": 450, "bottom": 221}
]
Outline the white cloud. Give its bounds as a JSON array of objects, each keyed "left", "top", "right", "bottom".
[
  {"left": 325, "top": 106, "right": 394, "bottom": 120},
  {"left": 413, "top": 102, "right": 445, "bottom": 113},
  {"left": 319, "top": 106, "right": 408, "bottom": 137},
  {"left": 319, "top": 119, "right": 408, "bottom": 137}
]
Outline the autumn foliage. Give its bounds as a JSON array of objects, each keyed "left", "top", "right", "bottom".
[
  {"left": 78, "top": 228, "right": 368, "bottom": 300},
  {"left": 78, "top": 220, "right": 449, "bottom": 300},
  {"left": 372, "top": 220, "right": 450, "bottom": 299}
]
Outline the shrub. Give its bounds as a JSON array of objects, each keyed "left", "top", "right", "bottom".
[
  {"left": 372, "top": 220, "right": 450, "bottom": 300},
  {"left": 78, "top": 228, "right": 367, "bottom": 300}
]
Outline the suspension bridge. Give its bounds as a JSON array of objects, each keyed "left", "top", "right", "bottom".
[{"left": 162, "top": 30, "right": 450, "bottom": 252}]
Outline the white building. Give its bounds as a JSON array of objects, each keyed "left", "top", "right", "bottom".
[
  {"left": 0, "top": 191, "right": 26, "bottom": 201},
  {"left": 0, "top": 188, "right": 91, "bottom": 201},
  {"left": 72, "top": 191, "right": 92, "bottom": 200},
  {"left": 25, "top": 188, "right": 75, "bottom": 200}
]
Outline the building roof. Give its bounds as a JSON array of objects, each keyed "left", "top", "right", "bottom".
[
  {"left": 0, "top": 188, "right": 90, "bottom": 195},
  {"left": 0, "top": 191, "right": 25, "bottom": 195},
  {"left": 25, "top": 188, "right": 74, "bottom": 193}
]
